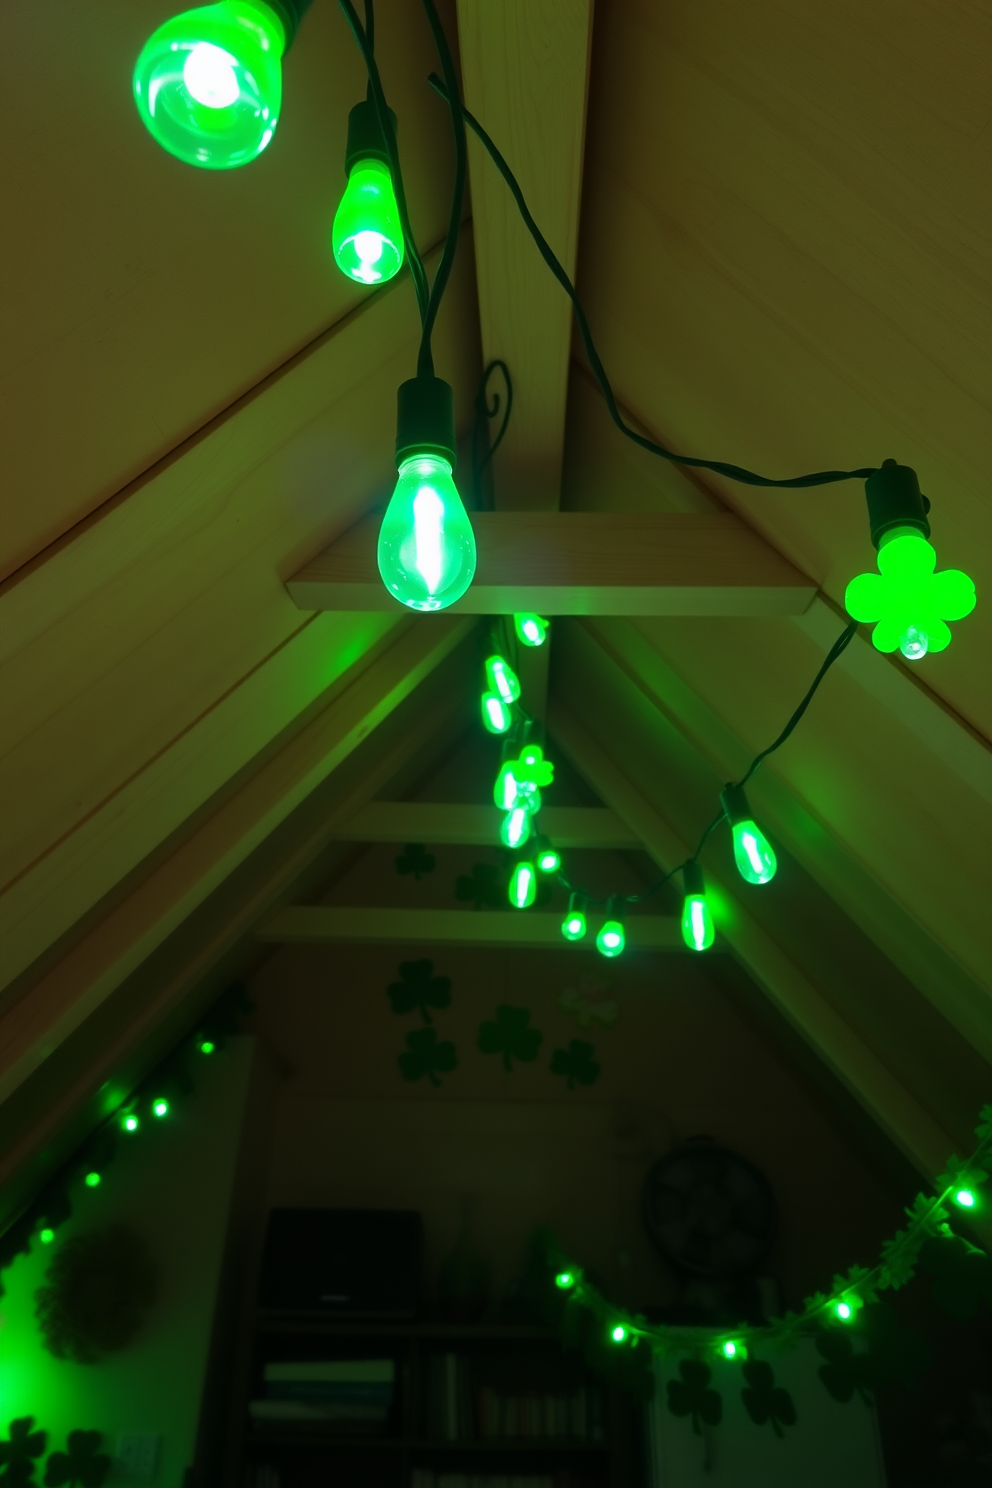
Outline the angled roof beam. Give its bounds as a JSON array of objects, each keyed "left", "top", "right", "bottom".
[
  {"left": 286, "top": 511, "right": 816, "bottom": 616},
  {"left": 330, "top": 802, "right": 639, "bottom": 849},
  {"left": 257, "top": 905, "right": 683, "bottom": 951}
]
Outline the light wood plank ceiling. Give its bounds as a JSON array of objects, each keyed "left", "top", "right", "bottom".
[{"left": 0, "top": 1, "right": 989, "bottom": 1209}]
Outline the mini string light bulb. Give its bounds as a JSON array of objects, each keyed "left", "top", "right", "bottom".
[
  {"left": 720, "top": 784, "right": 777, "bottom": 886},
  {"left": 485, "top": 656, "right": 521, "bottom": 705},
  {"left": 514, "top": 613, "right": 549, "bottom": 648},
  {"left": 152, "top": 1098, "right": 170, "bottom": 1119},
  {"left": 610, "top": 1324, "right": 628, "bottom": 1344},
  {"left": 954, "top": 1188, "right": 976, "bottom": 1209},
  {"left": 481, "top": 692, "right": 512, "bottom": 735},
  {"left": 85, "top": 1171, "right": 101, "bottom": 1188},
  {"left": 332, "top": 102, "right": 403, "bottom": 285},
  {"left": 122, "top": 1113, "right": 140, "bottom": 1134},
  {"left": 596, "top": 897, "right": 626, "bottom": 959},
  {"left": 681, "top": 862, "right": 715, "bottom": 951},
  {"left": 133, "top": 1, "right": 308, "bottom": 170},
  {"left": 834, "top": 1299, "right": 855, "bottom": 1322},
  {"left": 535, "top": 836, "right": 561, "bottom": 874},
  {"left": 39, "top": 1228, "right": 55, "bottom": 1245},
  {"left": 561, "top": 892, "right": 587, "bottom": 942},
  {"left": 508, "top": 860, "right": 537, "bottom": 910},
  {"left": 378, "top": 378, "right": 476, "bottom": 611},
  {"left": 501, "top": 806, "right": 532, "bottom": 851},
  {"left": 845, "top": 462, "right": 975, "bottom": 660},
  {"left": 199, "top": 1039, "right": 216, "bottom": 1055},
  {"left": 494, "top": 761, "right": 522, "bottom": 812},
  {"left": 555, "top": 1270, "right": 576, "bottom": 1290},
  {"left": 721, "top": 1340, "right": 742, "bottom": 1360}
]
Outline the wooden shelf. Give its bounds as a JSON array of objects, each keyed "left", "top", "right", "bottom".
[
  {"left": 254, "top": 1314, "right": 558, "bottom": 1342},
  {"left": 248, "top": 1430, "right": 609, "bottom": 1453}
]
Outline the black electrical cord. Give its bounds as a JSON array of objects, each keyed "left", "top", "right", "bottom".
[
  {"left": 551, "top": 618, "right": 859, "bottom": 907},
  {"left": 417, "top": 0, "right": 467, "bottom": 378},
  {"left": 428, "top": 74, "right": 878, "bottom": 492},
  {"left": 337, "top": 0, "right": 430, "bottom": 323}
]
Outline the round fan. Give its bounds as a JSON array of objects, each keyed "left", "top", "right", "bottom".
[{"left": 642, "top": 1141, "right": 776, "bottom": 1277}]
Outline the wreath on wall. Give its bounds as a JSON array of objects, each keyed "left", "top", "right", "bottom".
[{"left": 34, "top": 1224, "right": 159, "bottom": 1365}]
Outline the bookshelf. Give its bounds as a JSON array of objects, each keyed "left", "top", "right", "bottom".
[{"left": 235, "top": 1317, "right": 642, "bottom": 1488}]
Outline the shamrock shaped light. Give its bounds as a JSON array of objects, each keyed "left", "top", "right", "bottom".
[{"left": 845, "top": 460, "right": 976, "bottom": 661}]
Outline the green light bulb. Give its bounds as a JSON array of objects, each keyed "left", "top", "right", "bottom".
[
  {"left": 537, "top": 845, "right": 561, "bottom": 874},
  {"left": 481, "top": 692, "right": 512, "bottom": 735},
  {"left": 152, "top": 1098, "right": 170, "bottom": 1118},
  {"left": 722, "top": 1340, "right": 738, "bottom": 1359},
  {"left": 509, "top": 861, "right": 537, "bottom": 909},
  {"left": 561, "top": 892, "right": 587, "bottom": 942},
  {"left": 555, "top": 1270, "right": 575, "bottom": 1289},
  {"left": 199, "top": 1039, "right": 215, "bottom": 1055},
  {"left": 954, "top": 1188, "right": 976, "bottom": 1208},
  {"left": 485, "top": 656, "right": 521, "bottom": 705},
  {"left": 494, "top": 762, "right": 521, "bottom": 812},
  {"left": 40, "top": 1227, "right": 55, "bottom": 1244},
  {"left": 133, "top": 2, "right": 287, "bottom": 170},
  {"left": 681, "top": 863, "right": 714, "bottom": 950},
  {"left": 514, "top": 613, "right": 548, "bottom": 648},
  {"left": 845, "top": 530, "right": 976, "bottom": 660},
  {"left": 332, "top": 158, "right": 404, "bottom": 285},
  {"left": 85, "top": 1171, "right": 101, "bottom": 1188},
  {"left": 377, "top": 455, "right": 476, "bottom": 611},
  {"left": 732, "top": 821, "right": 777, "bottom": 885},
  {"left": 501, "top": 806, "right": 532, "bottom": 850},
  {"left": 611, "top": 1324, "right": 628, "bottom": 1344},
  {"left": 597, "top": 921, "right": 625, "bottom": 957},
  {"left": 122, "top": 1113, "right": 140, "bottom": 1133},
  {"left": 835, "top": 1300, "right": 853, "bottom": 1321}
]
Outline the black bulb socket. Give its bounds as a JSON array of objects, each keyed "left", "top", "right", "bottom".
[
  {"left": 396, "top": 376, "right": 457, "bottom": 468},
  {"left": 264, "top": 0, "right": 315, "bottom": 50},
  {"left": 605, "top": 895, "right": 626, "bottom": 924},
  {"left": 344, "top": 97, "right": 398, "bottom": 173},
  {"left": 865, "top": 459, "right": 931, "bottom": 549},
  {"left": 720, "top": 783, "right": 753, "bottom": 828},
  {"left": 683, "top": 861, "right": 706, "bottom": 898}
]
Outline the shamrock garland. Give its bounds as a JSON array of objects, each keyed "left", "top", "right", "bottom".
[
  {"left": 0, "top": 1425, "right": 109, "bottom": 1488},
  {"left": 536, "top": 1104, "right": 992, "bottom": 1427}
]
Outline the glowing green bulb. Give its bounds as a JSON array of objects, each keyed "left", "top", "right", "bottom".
[
  {"left": 954, "top": 1188, "right": 976, "bottom": 1208},
  {"left": 562, "top": 910, "right": 586, "bottom": 941},
  {"left": 501, "top": 806, "right": 532, "bottom": 850},
  {"left": 199, "top": 1039, "right": 215, "bottom": 1055},
  {"left": 485, "top": 656, "right": 521, "bottom": 705},
  {"left": 536, "top": 837, "right": 561, "bottom": 874},
  {"left": 597, "top": 918, "right": 625, "bottom": 958},
  {"left": 732, "top": 821, "right": 777, "bottom": 885},
  {"left": 835, "top": 1300, "right": 853, "bottom": 1321},
  {"left": 85, "top": 1171, "right": 101, "bottom": 1188},
  {"left": 611, "top": 1324, "right": 628, "bottom": 1344},
  {"left": 514, "top": 613, "right": 548, "bottom": 648},
  {"left": 332, "top": 158, "right": 404, "bottom": 285},
  {"left": 681, "top": 863, "right": 714, "bottom": 950},
  {"left": 508, "top": 861, "right": 537, "bottom": 910},
  {"left": 152, "top": 1098, "right": 170, "bottom": 1118},
  {"left": 722, "top": 1341, "right": 738, "bottom": 1359},
  {"left": 845, "top": 530, "right": 976, "bottom": 660},
  {"left": 555, "top": 1270, "right": 575, "bottom": 1289},
  {"left": 481, "top": 691, "right": 512, "bottom": 735},
  {"left": 39, "top": 1227, "right": 55, "bottom": 1244},
  {"left": 122, "top": 1113, "right": 140, "bottom": 1133},
  {"left": 133, "top": 2, "right": 286, "bottom": 170},
  {"left": 377, "top": 455, "right": 476, "bottom": 611},
  {"left": 494, "top": 762, "right": 522, "bottom": 811}
]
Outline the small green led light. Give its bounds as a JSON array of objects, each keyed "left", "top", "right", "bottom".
[
  {"left": 481, "top": 691, "right": 512, "bottom": 735},
  {"left": 501, "top": 806, "right": 532, "bottom": 851},
  {"left": 537, "top": 844, "right": 561, "bottom": 874},
  {"left": 555, "top": 1271, "right": 575, "bottom": 1290},
  {"left": 845, "top": 531, "right": 976, "bottom": 660},
  {"left": 508, "top": 861, "right": 537, "bottom": 910},
  {"left": 514, "top": 613, "right": 548, "bottom": 648},
  {"left": 122, "top": 1113, "right": 140, "bottom": 1133},
  {"left": 39, "top": 1227, "right": 55, "bottom": 1244},
  {"left": 954, "top": 1188, "right": 976, "bottom": 1208},
  {"left": 611, "top": 1324, "right": 628, "bottom": 1344},
  {"left": 722, "top": 1340, "right": 738, "bottom": 1359},
  {"left": 835, "top": 1300, "right": 853, "bottom": 1321},
  {"left": 332, "top": 158, "right": 404, "bottom": 285},
  {"left": 377, "top": 454, "right": 477, "bottom": 612},
  {"left": 485, "top": 655, "right": 521, "bottom": 705},
  {"left": 85, "top": 1171, "right": 101, "bottom": 1188},
  {"left": 199, "top": 1039, "right": 215, "bottom": 1055},
  {"left": 596, "top": 900, "right": 626, "bottom": 958},
  {"left": 152, "top": 1098, "right": 170, "bottom": 1118}
]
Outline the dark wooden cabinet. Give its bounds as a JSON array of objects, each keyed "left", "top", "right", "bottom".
[{"left": 231, "top": 1318, "right": 642, "bottom": 1488}]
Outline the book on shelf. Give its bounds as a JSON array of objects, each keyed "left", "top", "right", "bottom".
[
  {"left": 411, "top": 1475, "right": 556, "bottom": 1488},
  {"left": 251, "top": 1357, "right": 395, "bottom": 1425},
  {"left": 426, "top": 1354, "right": 605, "bottom": 1444}
]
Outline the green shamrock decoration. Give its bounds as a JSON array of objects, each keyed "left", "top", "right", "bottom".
[
  {"left": 816, "top": 1329, "right": 874, "bottom": 1406},
  {"left": 395, "top": 843, "right": 435, "bottom": 880},
  {"left": 43, "top": 1433, "right": 110, "bottom": 1488},
  {"left": 455, "top": 862, "right": 507, "bottom": 909},
  {"left": 0, "top": 1418, "right": 47, "bottom": 1487},
  {"left": 666, "top": 1360, "right": 722, "bottom": 1435},
  {"left": 919, "top": 1235, "right": 992, "bottom": 1320},
  {"left": 550, "top": 1040, "right": 601, "bottom": 1090},
  {"left": 478, "top": 1006, "right": 543, "bottom": 1071},
  {"left": 844, "top": 532, "right": 975, "bottom": 660},
  {"left": 740, "top": 1360, "right": 796, "bottom": 1437},
  {"left": 514, "top": 744, "right": 555, "bottom": 790},
  {"left": 386, "top": 960, "right": 451, "bottom": 1023},
  {"left": 398, "top": 1027, "right": 457, "bottom": 1087}
]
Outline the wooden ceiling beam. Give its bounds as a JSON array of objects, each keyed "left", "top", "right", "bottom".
[
  {"left": 257, "top": 905, "right": 684, "bottom": 952},
  {"left": 330, "top": 802, "right": 639, "bottom": 849},
  {"left": 286, "top": 511, "right": 816, "bottom": 615}
]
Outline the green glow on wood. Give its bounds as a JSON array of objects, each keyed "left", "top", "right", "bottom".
[
  {"left": 508, "top": 861, "right": 537, "bottom": 909},
  {"left": 485, "top": 655, "right": 521, "bottom": 705},
  {"left": 845, "top": 531, "right": 976, "bottom": 660},
  {"left": 514, "top": 613, "right": 548, "bottom": 647},
  {"left": 681, "top": 893, "right": 714, "bottom": 951},
  {"left": 133, "top": 1, "right": 286, "bottom": 170},
  {"left": 481, "top": 691, "right": 511, "bottom": 735},
  {"left": 332, "top": 158, "right": 404, "bottom": 284},
  {"left": 377, "top": 455, "right": 476, "bottom": 611},
  {"left": 732, "top": 820, "right": 777, "bottom": 885}
]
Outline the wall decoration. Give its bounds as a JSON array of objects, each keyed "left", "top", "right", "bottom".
[
  {"left": 35, "top": 1224, "right": 158, "bottom": 1365},
  {"left": 0, "top": 1417, "right": 46, "bottom": 1484},
  {"left": 397, "top": 1027, "right": 458, "bottom": 1087},
  {"left": 549, "top": 1039, "right": 601, "bottom": 1091},
  {"left": 395, "top": 843, "right": 435, "bottom": 880},
  {"left": 455, "top": 861, "right": 507, "bottom": 909},
  {"left": 42, "top": 1432, "right": 110, "bottom": 1488},
  {"left": 477, "top": 1005, "right": 542, "bottom": 1072},
  {"left": 666, "top": 1360, "right": 723, "bottom": 1434},
  {"left": 386, "top": 959, "right": 451, "bottom": 1023},
  {"left": 740, "top": 1360, "right": 797, "bottom": 1436},
  {"left": 558, "top": 976, "right": 618, "bottom": 1029}
]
